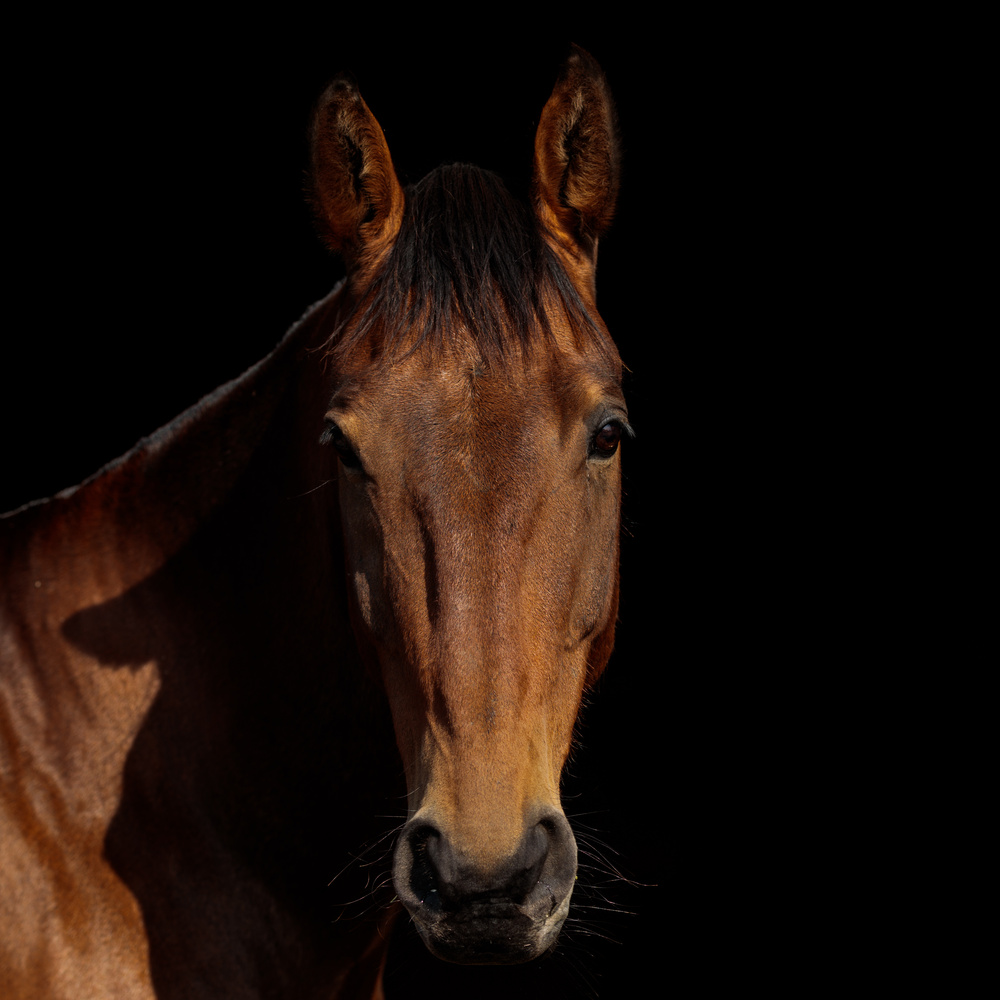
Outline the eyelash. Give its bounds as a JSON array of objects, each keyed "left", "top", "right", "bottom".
[{"left": 321, "top": 422, "right": 362, "bottom": 470}]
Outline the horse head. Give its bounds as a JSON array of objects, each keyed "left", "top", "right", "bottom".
[{"left": 310, "top": 47, "right": 625, "bottom": 965}]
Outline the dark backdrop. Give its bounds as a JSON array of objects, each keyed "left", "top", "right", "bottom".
[{"left": 5, "top": 18, "right": 841, "bottom": 998}]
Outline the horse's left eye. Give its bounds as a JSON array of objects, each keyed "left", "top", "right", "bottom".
[{"left": 591, "top": 422, "right": 622, "bottom": 459}]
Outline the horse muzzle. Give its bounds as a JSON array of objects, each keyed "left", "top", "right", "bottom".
[{"left": 392, "top": 810, "right": 577, "bottom": 964}]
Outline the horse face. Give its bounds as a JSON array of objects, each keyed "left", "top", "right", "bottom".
[
  {"left": 327, "top": 317, "right": 624, "bottom": 962},
  {"left": 311, "top": 45, "right": 622, "bottom": 964}
]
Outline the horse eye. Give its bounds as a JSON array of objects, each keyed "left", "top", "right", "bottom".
[
  {"left": 591, "top": 422, "right": 622, "bottom": 459},
  {"left": 321, "top": 421, "right": 362, "bottom": 470}
]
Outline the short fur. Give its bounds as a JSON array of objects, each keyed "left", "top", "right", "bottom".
[{"left": 0, "top": 47, "right": 625, "bottom": 997}]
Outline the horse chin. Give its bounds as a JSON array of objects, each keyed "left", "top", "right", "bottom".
[{"left": 410, "top": 893, "right": 571, "bottom": 965}]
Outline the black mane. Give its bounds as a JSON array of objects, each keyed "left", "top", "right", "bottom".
[{"left": 330, "top": 163, "right": 606, "bottom": 361}]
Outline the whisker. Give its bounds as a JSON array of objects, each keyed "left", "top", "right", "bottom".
[
  {"left": 327, "top": 824, "right": 404, "bottom": 887},
  {"left": 288, "top": 479, "right": 335, "bottom": 499}
]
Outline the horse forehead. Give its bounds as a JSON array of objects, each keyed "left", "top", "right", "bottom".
[
  {"left": 376, "top": 340, "right": 611, "bottom": 435},
  {"left": 363, "top": 343, "right": 604, "bottom": 507}
]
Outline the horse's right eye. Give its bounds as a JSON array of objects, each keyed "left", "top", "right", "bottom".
[{"left": 321, "top": 422, "right": 362, "bottom": 470}]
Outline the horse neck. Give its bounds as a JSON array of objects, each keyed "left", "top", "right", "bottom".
[{"left": 0, "top": 283, "right": 394, "bottom": 852}]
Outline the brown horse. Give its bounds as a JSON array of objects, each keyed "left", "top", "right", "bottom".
[{"left": 0, "top": 46, "right": 625, "bottom": 998}]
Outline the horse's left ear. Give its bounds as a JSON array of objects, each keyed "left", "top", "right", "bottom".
[
  {"left": 533, "top": 46, "right": 620, "bottom": 274},
  {"left": 310, "top": 75, "right": 405, "bottom": 291}
]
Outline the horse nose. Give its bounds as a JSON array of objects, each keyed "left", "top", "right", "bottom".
[
  {"left": 406, "top": 817, "right": 563, "bottom": 906},
  {"left": 393, "top": 811, "right": 578, "bottom": 963}
]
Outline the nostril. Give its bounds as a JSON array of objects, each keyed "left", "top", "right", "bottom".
[
  {"left": 407, "top": 824, "right": 444, "bottom": 910},
  {"left": 522, "top": 811, "right": 577, "bottom": 912},
  {"left": 507, "top": 822, "right": 551, "bottom": 902}
]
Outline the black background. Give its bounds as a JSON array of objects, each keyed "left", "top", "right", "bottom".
[{"left": 4, "top": 15, "right": 858, "bottom": 997}]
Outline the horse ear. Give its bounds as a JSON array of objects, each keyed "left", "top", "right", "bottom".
[
  {"left": 310, "top": 75, "right": 404, "bottom": 289},
  {"left": 532, "top": 46, "right": 620, "bottom": 273}
]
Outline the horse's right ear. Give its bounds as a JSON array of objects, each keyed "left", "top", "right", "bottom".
[{"left": 309, "top": 75, "right": 404, "bottom": 290}]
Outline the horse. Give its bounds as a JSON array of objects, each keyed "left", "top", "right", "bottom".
[{"left": 0, "top": 46, "right": 626, "bottom": 998}]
